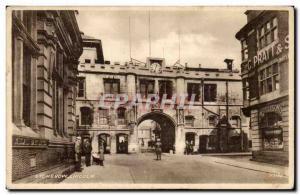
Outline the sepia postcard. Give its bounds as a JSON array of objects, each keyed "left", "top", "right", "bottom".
[{"left": 6, "top": 6, "right": 294, "bottom": 190}]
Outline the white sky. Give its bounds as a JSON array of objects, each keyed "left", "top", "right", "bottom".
[{"left": 76, "top": 7, "right": 248, "bottom": 69}]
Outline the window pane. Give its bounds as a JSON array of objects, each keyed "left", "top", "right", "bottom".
[
  {"left": 273, "top": 17, "right": 278, "bottom": 27},
  {"left": 273, "top": 63, "right": 278, "bottom": 74},
  {"left": 140, "top": 83, "right": 146, "bottom": 97},
  {"left": 273, "top": 28, "right": 278, "bottom": 41},
  {"left": 266, "top": 22, "right": 271, "bottom": 30},
  {"left": 112, "top": 83, "right": 119, "bottom": 94},
  {"left": 266, "top": 33, "right": 272, "bottom": 45},
  {"left": 260, "top": 26, "right": 265, "bottom": 36},
  {"left": 148, "top": 82, "right": 154, "bottom": 93},
  {"left": 267, "top": 78, "right": 273, "bottom": 92},
  {"left": 260, "top": 37, "right": 265, "bottom": 48},
  {"left": 267, "top": 66, "right": 272, "bottom": 77},
  {"left": 104, "top": 82, "right": 111, "bottom": 94},
  {"left": 274, "top": 75, "right": 280, "bottom": 90}
]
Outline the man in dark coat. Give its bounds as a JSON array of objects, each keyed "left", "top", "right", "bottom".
[
  {"left": 74, "top": 136, "right": 82, "bottom": 171},
  {"left": 83, "top": 139, "right": 92, "bottom": 166},
  {"left": 99, "top": 142, "right": 105, "bottom": 166},
  {"left": 155, "top": 138, "right": 162, "bottom": 160}
]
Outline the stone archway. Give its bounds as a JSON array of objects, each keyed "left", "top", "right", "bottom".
[{"left": 137, "top": 111, "right": 176, "bottom": 153}]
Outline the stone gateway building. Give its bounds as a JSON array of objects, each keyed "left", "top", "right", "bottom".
[
  {"left": 10, "top": 10, "right": 82, "bottom": 181},
  {"left": 76, "top": 35, "right": 250, "bottom": 155},
  {"left": 236, "top": 10, "right": 290, "bottom": 165}
]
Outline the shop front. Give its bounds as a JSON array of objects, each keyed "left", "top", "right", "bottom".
[{"left": 252, "top": 100, "right": 289, "bottom": 165}]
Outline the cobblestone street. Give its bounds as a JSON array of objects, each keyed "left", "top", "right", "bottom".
[{"left": 61, "top": 153, "right": 288, "bottom": 184}]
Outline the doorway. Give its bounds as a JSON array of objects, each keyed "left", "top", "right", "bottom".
[{"left": 116, "top": 134, "right": 128, "bottom": 154}]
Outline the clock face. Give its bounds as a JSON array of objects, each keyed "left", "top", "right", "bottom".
[{"left": 150, "top": 62, "right": 162, "bottom": 73}]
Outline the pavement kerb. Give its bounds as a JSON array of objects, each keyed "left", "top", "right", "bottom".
[{"left": 209, "top": 157, "right": 288, "bottom": 177}]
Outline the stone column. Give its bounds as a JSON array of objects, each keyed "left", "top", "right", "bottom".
[
  {"left": 30, "top": 56, "right": 39, "bottom": 131},
  {"left": 194, "top": 134, "right": 200, "bottom": 152},
  {"left": 110, "top": 134, "right": 117, "bottom": 154},
  {"left": 175, "top": 125, "right": 185, "bottom": 155},
  {"left": 13, "top": 36, "right": 25, "bottom": 127},
  {"left": 29, "top": 12, "right": 39, "bottom": 132},
  {"left": 175, "top": 77, "right": 185, "bottom": 154},
  {"left": 154, "top": 79, "right": 159, "bottom": 94},
  {"left": 127, "top": 74, "right": 139, "bottom": 153}
]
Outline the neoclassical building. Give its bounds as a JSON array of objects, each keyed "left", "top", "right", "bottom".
[
  {"left": 10, "top": 10, "right": 82, "bottom": 181},
  {"left": 76, "top": 35, "right": 250, "bottom": 155}
]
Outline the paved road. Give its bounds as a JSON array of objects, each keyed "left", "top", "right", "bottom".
[{"left": 61, "top": 153, "right": 288, "bottom": 184}]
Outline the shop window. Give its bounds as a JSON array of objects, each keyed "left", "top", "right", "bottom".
[
  {"left": 98, "top": 108, "right": 108, "bottom": 125},
  {"left": 261, "top": 112, "right": 283, "bottom": 150},
  {"left": 185, "top": 115, "right": 195, "bottom": 127},
  {"left": 187, "top": 83, "right": 200, "bottom": 101},
  {"left": 257, "top": 17, "right": 278, "bottom": 49},
  {"left": 204, "top": 84, "right": 217, "bottom": 102},
  {"left": 139, "top": 79, "right": 155, "bottom": 99},
  {"left": 159, "top": 80, "right": 173, "bottom": 99},
  {"left": 208, "top": 115, "right": 217, "bottom": 126},
  {"left": 77, "top": 77, "right": 85, "bottom": 97},
  {"left": 80, "top": 107, "right": 92, "bottom": 126},
  {"left": 104, "top": 79, "right": 120, "bottom": 95},
  {"left": 259, "top": 63, "right": 279, "bottom": 95}
]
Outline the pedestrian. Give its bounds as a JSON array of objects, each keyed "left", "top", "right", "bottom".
[
  {"left": 83, "top": 139, "right": 92, "bottom": 167},
  {"left": 155, "top": 138, "right": 162, "bottom": 160},
  {"left": 99, "top": 142, "right": 105, "bottom": 166},
  {"left": 74, "top": 136, "right": 82, "bottom": 172}
]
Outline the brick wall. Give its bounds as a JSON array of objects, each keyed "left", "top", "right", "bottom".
[{"left": 12, "top": 144, "right": 74, "bottom": 182}]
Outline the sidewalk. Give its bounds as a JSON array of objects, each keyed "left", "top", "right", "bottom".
[
  {"left": 207, "top": 156, "right": 289, "bottom": 177},
  {"left": 200, "top": 152, "right": 252, "bottom": 156}
]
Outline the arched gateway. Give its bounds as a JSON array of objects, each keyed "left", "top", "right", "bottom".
[
  {"left": 76, "top": 36, "right": 247, "bottom": 155},
  {"left": 137, "top": 111, "right": 176, "bottom": 153}
]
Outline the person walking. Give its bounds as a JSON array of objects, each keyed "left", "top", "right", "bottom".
[
  {"left": 99, "top": 142, "right": 105, "bottom": 166},
  {"left": 83, "top": 139, "right": 92, "bottom": 167},
  {"left": 74, "top": 136, "right": 82, "bottom": 172},
  {"left": 155, "top": 138, "right": 162, "bottom": 160}
]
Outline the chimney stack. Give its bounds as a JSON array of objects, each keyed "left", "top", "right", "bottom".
[{"left": 224, "top": 59, "right": 233, "bottom": 71}]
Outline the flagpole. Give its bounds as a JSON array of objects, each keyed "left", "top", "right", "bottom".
[
  {"left": 148, "top": 10, "right": 151, "bottom": 57},
  {"left": 129, "top": 16, "right": 132, "bottom": 61},
  {"left": 178, "top": 23, "right": 181, "bottom": 65}
]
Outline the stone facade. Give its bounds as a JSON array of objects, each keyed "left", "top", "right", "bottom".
[
  {"left": 76, "top": 35, "right": 250, "bottom": 155},
  {"left": 236, "top": 10, "right": 290, "bottom": 165},
  {"left": 10, "top": 10, "right": 83, "bottom": 181}
]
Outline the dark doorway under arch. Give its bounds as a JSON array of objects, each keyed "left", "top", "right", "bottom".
[{"left": 137, "top": 112, "right": 176, "bottom": 153}]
